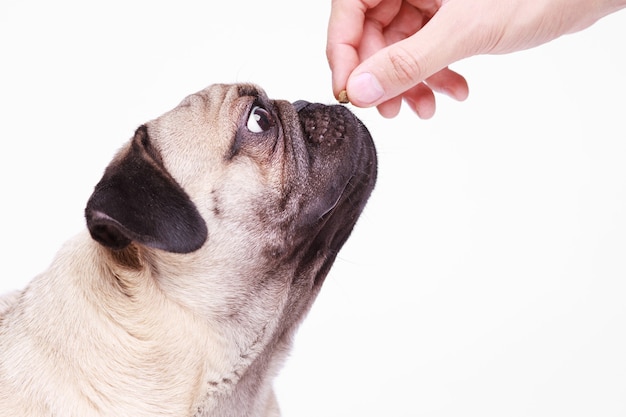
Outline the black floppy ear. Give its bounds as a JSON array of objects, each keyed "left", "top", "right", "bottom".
[{"left": 85, "top": 126, "right": 208, "bottom": 253}]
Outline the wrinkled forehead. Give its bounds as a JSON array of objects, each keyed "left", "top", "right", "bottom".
[
  {"left": 178, "top": 83, "right": 266, "bottom": 118},
  {"left": 136, "top": 84, "right": 267, "bottom": 193},
  {"left": 146, "top": 84, "right": 265, "bottom": 155}
]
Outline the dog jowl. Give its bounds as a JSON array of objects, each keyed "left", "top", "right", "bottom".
[{"left": 0, "top": 84, "right": 377, "bottom": 417}]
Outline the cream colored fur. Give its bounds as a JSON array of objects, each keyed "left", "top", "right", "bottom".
[{"left": 0, "top": 84, "right": 376, "bottom": 417}]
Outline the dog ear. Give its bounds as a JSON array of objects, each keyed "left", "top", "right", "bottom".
[{"left": 84, "top": 126, "right": 208, "bottom": 253}]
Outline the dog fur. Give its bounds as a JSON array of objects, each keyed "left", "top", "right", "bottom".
[{"left": 0, "top": 84, "right": 377, "bottom": 416}]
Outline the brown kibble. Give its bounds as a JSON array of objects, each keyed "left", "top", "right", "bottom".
[{"left": 338, "top": 89, "right": 349, "bottom": 104}]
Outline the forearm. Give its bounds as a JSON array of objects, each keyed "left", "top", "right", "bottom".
[{"left": 563, "top": 0, "right": 626, "bottom": 34}]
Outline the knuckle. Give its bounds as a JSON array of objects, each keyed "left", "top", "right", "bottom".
[{"left": 385, "top": 46, "right": 426, "bottom": 86}]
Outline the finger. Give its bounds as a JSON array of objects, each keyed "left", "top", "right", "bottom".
[
  {"left": 383, "top": 1, "right": 429, "bottom": 45},
  {"left": 326, "top": 0, "right": 371, "bottom": 98},
  {"left": 402, "top": 83, "right": 436, "bottom": 119},
  {"left": 365, "top": 0, "right": 404, "bottom": 27},
  {"left": 355, "top": 13, "right": 404, "bottom": 118},
  {"left": 343, "top": 11, "right": 393, "bottom": 107},
  {"left": 376, "top": 96, "right": 403, "bottom": 118},
  {"left": 424, "top": 67, "right": 469, "bottom": 101},
  {"left": 405, "top": 0, "right": 439, "bottom": 17},
  {"left": 357, "top": 12, "right": 389, "bottom": 62},
  {"left": 346, "top": 3, "right": 472, "bottom": 107}
]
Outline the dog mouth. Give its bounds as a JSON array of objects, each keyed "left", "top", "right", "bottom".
[
  {"left": 292, "top": 101, "right": 377, "bottom": 221},
  {"left": 317, "top": 175, "right": 353, "bottom": 218},
  {"left": 285, "top": 100, "right": 377, "bottom": 283}
]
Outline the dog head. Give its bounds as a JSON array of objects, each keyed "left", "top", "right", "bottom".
[{"left": 84, "top": 82, "right": 376, "bottom": 344}]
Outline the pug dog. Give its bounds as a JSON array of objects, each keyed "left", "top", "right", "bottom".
[{"left": 0, "top": 83, "right": 377, "bottom": 417}]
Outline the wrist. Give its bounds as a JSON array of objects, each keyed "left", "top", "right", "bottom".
[
  {"left": 559, "top": 0, "right": 626, "bottom": 34},
  {"left": 595, "top": 0, "right": 626, "bottom": 17}
]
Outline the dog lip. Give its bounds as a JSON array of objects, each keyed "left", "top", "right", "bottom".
[
  {"left": 318, "top": 176, "right": 352, "bottom": 219},
  {"left": 292, "top": 100, "right": 310, "bottom": 112},
  {"left": 288, "top": 102, "right": 377, "bottom": 252}
]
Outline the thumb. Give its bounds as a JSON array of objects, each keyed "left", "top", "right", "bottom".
[{"left": 346, "top": 8, "right": 468, "bottom": 107}]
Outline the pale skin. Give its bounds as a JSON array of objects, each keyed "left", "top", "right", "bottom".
[{"left": 327, "top": 0, "right": 626, "bottom": 118}]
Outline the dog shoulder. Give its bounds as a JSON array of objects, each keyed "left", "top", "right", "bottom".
[{"left": 0, "top": 290, "right": 21, "bottom": 319}]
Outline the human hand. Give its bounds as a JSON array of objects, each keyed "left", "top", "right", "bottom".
[
  {"left": 327, "top": 0, "right": 469, "bottom": 118},
  {"left": 327, "top": 0, "right": 626, "bottom": 118}
]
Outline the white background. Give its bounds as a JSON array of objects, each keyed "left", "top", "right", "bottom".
[{"left": 1, "top": 1, "right": 625, "bottom": 416}]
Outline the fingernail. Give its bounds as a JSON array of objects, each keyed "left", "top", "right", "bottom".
[{"left": 348, "top": 72, "right": 384, "bottom": 105}]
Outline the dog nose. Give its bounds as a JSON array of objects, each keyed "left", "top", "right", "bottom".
[{"left": 292, "top": 100, "right": 310, "bottom": 112}]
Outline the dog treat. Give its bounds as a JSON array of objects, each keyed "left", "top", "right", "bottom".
[{"left": 338, "top": 89, "right": 349, "bottom": 104}]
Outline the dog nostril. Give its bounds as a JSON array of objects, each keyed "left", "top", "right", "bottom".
[{"left": 292, "top": 100, "right": 310, "bottom": 112}]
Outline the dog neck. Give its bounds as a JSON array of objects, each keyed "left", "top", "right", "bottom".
[{"left": 0, "top": 232, "right": 284, "bottom": 416}]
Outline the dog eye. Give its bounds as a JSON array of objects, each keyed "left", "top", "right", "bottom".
[{"left": 247, "top": 106, "right": 274, "bottom": 133}]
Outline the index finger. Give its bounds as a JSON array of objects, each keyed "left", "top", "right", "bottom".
[{"left": 326, "top": 0, "right": 370, "bottom": 98}]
